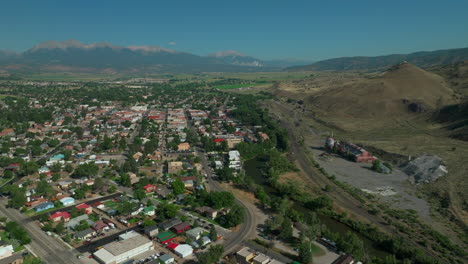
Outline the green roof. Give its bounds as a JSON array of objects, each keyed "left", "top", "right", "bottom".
[{"left": 156, "top": 231, "right": 175, "bottom": 240}]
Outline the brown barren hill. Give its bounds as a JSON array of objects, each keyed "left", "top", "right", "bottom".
[{"left": 309, "top": 62, "right": 457, "bottom": 119}]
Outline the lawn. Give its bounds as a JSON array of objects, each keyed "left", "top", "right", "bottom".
[{"left": 103, "top": 200, "right": 120, "bottom": 209}]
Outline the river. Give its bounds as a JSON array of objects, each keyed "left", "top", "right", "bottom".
[{"left": 244, "top": 158, "right": 390, "bottom": 259}]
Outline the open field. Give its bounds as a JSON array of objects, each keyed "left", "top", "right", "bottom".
[{"left": 215, "top": 82, "right": 273, "bottom": 89}]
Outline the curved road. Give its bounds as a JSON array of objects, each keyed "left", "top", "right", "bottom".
[
  {"left": 185, "top": 106, "right": 255, "bottom": 256},
  {"left": 196, "top": 147, "right": 256, "bottom": 255}
]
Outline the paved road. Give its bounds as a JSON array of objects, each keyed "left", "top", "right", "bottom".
[
  {"left": 0, "top": 197, "right": 82, "bottom": 264},
  {"left": 185, "top": 109, "right": 256, "bottom": 256}
]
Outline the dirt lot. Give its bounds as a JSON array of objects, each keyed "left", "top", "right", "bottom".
[{"left": 309, "top": 139, "right": 432, "bottom": 223}]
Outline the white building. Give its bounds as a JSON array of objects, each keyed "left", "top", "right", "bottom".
[
  {"left": 93, "top": 233, "right": 153, "bottom": 264},
  {"left": 186, "top": 227, "right": 205, "bottom": 241},
  {"left": 174, "top": 244, "right": 193, "bottom": 258},
  {"left": 0, "top": 243, "right": 14, "bottom": 260}
]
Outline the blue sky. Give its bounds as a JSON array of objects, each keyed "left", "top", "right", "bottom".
[{"left": 1, "top": 0, "right": 467, "bottom": 60}]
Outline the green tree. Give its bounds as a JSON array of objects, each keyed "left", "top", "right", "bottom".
[
  {"left": 5, "top": 221, "right": 31, "bottom": 245},
  {"left": 7, "top": 186, "right": 27, "bottom": 209},
  {"left": 209, "top": 225, "right": 218, "bottom": 241},
  {"left": 51, "top": 173, "right": 61, "bottom": 182},
  {"left": 280, "top": 218, "right": 293, "bottom": 240},
  {"left": 54, "top": 221, "right": 65, "bottom": 234},
  {"left": 133, "top": 189, "right": 146, "bottom": 200},
  {"left": 119, "top": 173, "right": 132, "bottom": 187},
  {"left": 171, "top": 178, "right": 185, "bottom": 195},
  {"left": 64, "top": 163, "right": 74, "bottom": 173},
  {"left": 50, "top": 162, "right": 62, "bottom": 173},
  {"left": 36, "top": 180, "right": 56, "bottom": 198},
  {"left": 198, "top": 245, "right": 224, "bottom": 264},
  {"left": 298, "top": 241, "right": 313, "bottom": 264},
  {"left": 218, "top": 204, "right": 244, "bottom": 228},
  {"left": 143, "top": 219, "right": 157, "bottom": 227}
]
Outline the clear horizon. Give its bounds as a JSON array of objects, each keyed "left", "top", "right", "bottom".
[{"left": 1, "top": 0, "right": 468, "bottom": 61}]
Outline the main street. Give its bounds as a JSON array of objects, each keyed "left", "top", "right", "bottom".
[{"left": 0, "top": 197, "right": 82, "bottom": 264}]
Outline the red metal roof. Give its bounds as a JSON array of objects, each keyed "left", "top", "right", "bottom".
[
  {"left": 49, "top": 211, "right": 70, "bottom": 220},
  {"left": 166, "top": 242, "right": 179, "bottom": 250},
  {"left": 76, "top": 203, "right": 91, "bottom": 209}
]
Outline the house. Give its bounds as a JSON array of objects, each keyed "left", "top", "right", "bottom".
[
  {"left": 0, "top": 242, "right": 14, "bottom": 260},
  {"left": 258, "top": 132, "right": 270, "bottom": 141},
  {"left": 0, "top": 252, "right": 23, "bottom": 264},
  {"left": 49, "top": 211, "right": 71, "bottom": 222},
  {"left": 177, "top": 142, "right": 190, "bottom": 151},
  {"left": 174, "top": 244, "right": 193, "bottom": 258},
  {"left": 34, "top": 202, "right": 54, "bottom": 213},
  {"left": 159, "top": 218, "right": 182, "bottom": 231},
  {"left": 236, "top": 247, "right": 255, "bottom": 264},
  {"left": 213, "top": 138, "right": 225, "bottom": 145},
  {"left": 156, "top": 231, "right": 176, "bottom": 244},
  {"left": 93, "top": 201, "right": 105, "bottom": 209},
  {"left": 76, "top": 203, "right": 92, "bottom": 214},
  {"left": 186, "top": 227, "right": 205, "bottom": 241},
  {"left": 166, "top": 242, "right": 179, "bottom": 251},
  {"left": 144, "top": 225, "right": 159, "bottom": 238},
  {"left": 191, "top": 236, "right": 211, "bottom": 248},
  {"left": 196, "top": 206, "right": 218, "bottom": 219},
  {"left": 143, "top": 184, "right": 157, "bottom": 193},
  {"left": 25, "top": 197, "right": 46, "bottom": 208},
  {"left": 171, "top": 222, "right": 191, "bottom": 234},
  {"left": 74, "top": 228, "right": 96, "bottom": 240},
  {"left": 128, "top": 172, "right": 139, "bottom": 184},
  {"left": 253, "top": 254, "right": 271, "bottom": 264},
  {"left": 59, "top": 197, "right": 75, "bottom": 206},
  {"left": 58, "top": 180, "right": 73, "bottom": 189},
  {"left": 168, "top": 161, "right": 183, "bottom": 174},
  {"left": 214, "top": 161, "right": 223, "bottom": 170},
  {"left": 0, "top": 128, "right": 14, "bottom": 137},
  {"left": 133, "top": 152, "right": 144, "bottom": 161},
  {"left": 65, "top": 214, "right": 90, "bottom": 230},
  {"left": 159, "top": 254, "right": 174, "bottom": 264},
  {"left": 38, "top": 166, "right": 50, "bottom": 174},
  {"left": 143, "top": 206, "right": 155, "bottom": 216},
  {"left": 156, "top": 186, "right": 171, "bottom": 198},
  {"left": 92, "top": 221, "right": 108, "bottom": 232}
]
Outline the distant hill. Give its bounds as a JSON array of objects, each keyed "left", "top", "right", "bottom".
[
  {"left": 431, "top": 60, "right": 468, "bottom": 97},
  {"left": 287, "top": 47, "right": 468, "bottom": 72},
  {"left": 309, "top": 62, "right": 457, "bottom": 118},
  {"left": 0, "top": 40, "right": 277, "bottom": 74}
]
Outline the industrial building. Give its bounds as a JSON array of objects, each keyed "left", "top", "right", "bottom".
[{"left": 93, "top": 233, "right": 153, "bottom": 264}]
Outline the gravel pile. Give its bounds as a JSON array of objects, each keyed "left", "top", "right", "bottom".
[{"left": 402, "top": 154, "right": 448, "bottom": 183}]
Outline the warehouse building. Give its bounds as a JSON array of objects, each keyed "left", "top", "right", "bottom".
[{"left": 93, "top": 233, "right": 153, "bottom": 264}]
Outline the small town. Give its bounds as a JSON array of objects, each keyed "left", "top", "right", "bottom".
[
  {"left": 1, "top": 2, "right": 467, "bottom": 264},
  {"left": 0, "top": 81, "right": 363, "bottom": 264}
]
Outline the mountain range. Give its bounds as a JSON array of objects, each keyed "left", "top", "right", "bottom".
[
  {"left": 287, "top": 47, "right": 468, "bottom": 72},
  {"left": 0, "top": 40, "right": 312, "bottom": 74}
]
